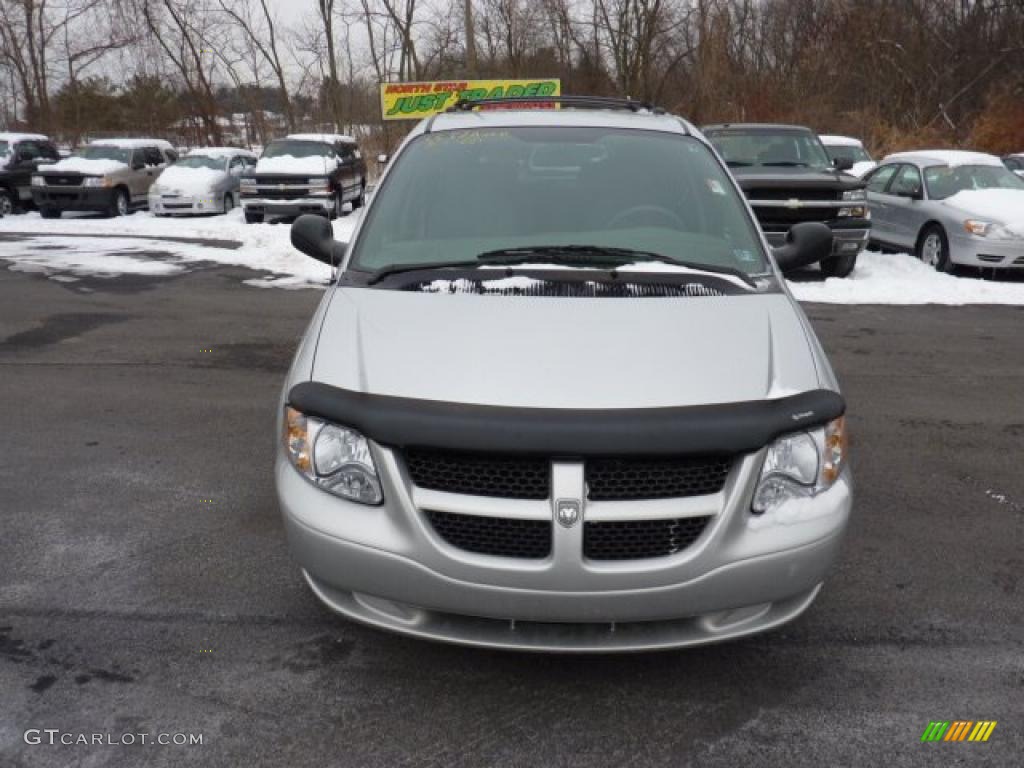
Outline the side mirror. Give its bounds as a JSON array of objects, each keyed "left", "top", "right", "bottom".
[
  {"left": 377, "top": 153, "right": 389, "bottom": 165},
  {"left": 291, "top": 214, "right": 347, "bottom": 266},
  {"left": 773, "top": 222, "right": 834, "bottom": 273},
  {"left": 833, "top": 156, "right": 854, "bottom": 172}
]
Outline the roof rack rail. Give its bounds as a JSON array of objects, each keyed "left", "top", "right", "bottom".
[{"left": 446, "top": 95, "right": 665, "bottom": 115}]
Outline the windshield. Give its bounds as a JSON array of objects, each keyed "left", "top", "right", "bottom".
[
  {"left": 0, "top": 141, "right": 9, "bottom": 157},
  {"left": 924, "top": 164, "right": 1024, "bottom": 200},
  {"left": 178, "top": 155, "right": 226, "bottom": 170},
  {"left": 263, "top": 140, "right": 332, "bottom": 159},
  {"left": 80, "top": 145, "right": 131, "bottom": 163},
  {"left": 706, "top": 128, "right": 832, "bottom": 170},
  {"left": 825, "top": 144, "right": 872, "bottom": 164},
  {"left": 350, "top": 127, "right": 767, "bottom": 276}
]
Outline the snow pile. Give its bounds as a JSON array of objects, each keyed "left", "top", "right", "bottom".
[
  {"left": 883, "top": 149, "right": 1001, "bottom": 168},
  {"left": 287, "top": 133, "right": 355, "bottom": 144},
  {"left": 152, "top": 165, "right": 226, "bottom": 195},
  {"left": 942, "top": 189, "right": 1024, "bottom": 235},
  {"left": 188, "top": 147, "right": 255, "bottom": 160},
  {"left": 789, "top": 250, "right": 1024, "bottom": 305},
  {"left": 255, "top": 155, "right": 337, "bottom": 175},
  {"left": 39, "top": 157, "right": 128, "bottom": 175},
  {"left": 0, "top": 208, "right": 360, "bottom": 289},
  {"left": 847, "top": 161, "right": 876, "bottom": 178}
]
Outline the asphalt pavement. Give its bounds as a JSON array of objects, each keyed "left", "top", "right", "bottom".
[{"left": 1, "top": 254, "right": 1022, "bottom": 767}]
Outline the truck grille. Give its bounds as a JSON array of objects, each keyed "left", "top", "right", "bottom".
[
  {"left": 584, "top": 517, "right": 711, "bottom": 560},
  {"left": 586, "top": 456, "right": 732, "bottom": 501},
  {"left": 405, "top": 449, "right": 550, "bottom": 500},
  {"left": 425, "top": 510, "right": 551, "bottom": 558},
  {"left": 744, "top": 187, "right": 840, "bottom": 201},
  {"left": 41, "top": 175, "right": 82, "bottom": 187}
]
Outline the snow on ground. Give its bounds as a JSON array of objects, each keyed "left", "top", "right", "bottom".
[
  {"left": 1, "top": 209, "right": 1023, "bottom": 302},
  {"left": 0, "top": 208, "right": 358, "bottom": 289},
  {"left": 788, "top": 250, "right": 1024, "bottom": 305}
]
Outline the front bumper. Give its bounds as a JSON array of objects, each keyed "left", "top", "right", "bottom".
[
  {"left": 277, "top": 444, "right": 852, "bottom": 652},
  {"left": 241, "top": 196, "right": 332, "bottom": 217},
  {"left": 149, "top": 194, "right": 222, "bottom": 215},
  {"left": 31, "top": 187, "right": 118, "bottom": 212},
  {"left": 949, "top": 232, "right": 1024, "bottom": 268}
]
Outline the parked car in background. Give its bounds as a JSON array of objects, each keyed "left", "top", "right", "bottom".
[
  {"left": 820, "top": 135, "right": 877, "bottom": 178},
  {"left": 32, "top": 139, "right": 177, "bottom": 218},
  {"left": 277, "top": 99, "right": 851, "bottom": 652},
  {"left": 149, "top": 147, "right": 257, "bottom": 216},
  {"left": 1002, "top": 154, "right": 1024, "bottom": 178},
  {"left": 0, "top": 132, "right": 60, "bottom": 216},
  {"left": 703, "top": 123, "right": 870, "bottom": 277},
  {"left": 240, "top": 133, "right": 366, "bottom": 223},
  {"left": 865, "top": 150, "right": 1024, "bottom": 271}
]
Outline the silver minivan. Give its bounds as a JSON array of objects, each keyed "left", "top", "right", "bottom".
[{"left": 276, "top": 98, "right": 853, "bottom": 652}]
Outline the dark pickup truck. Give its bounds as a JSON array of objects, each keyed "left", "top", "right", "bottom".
[
  {"left": 703, "top": 123, "right": 870, "bottom": 277},
  {"left": 241, "top": 134, "right": 367, "bottom": 223},
  {"left": 0, "top": 133, "right": 60, "bottom": 216}
]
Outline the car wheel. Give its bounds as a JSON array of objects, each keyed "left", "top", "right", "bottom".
[
  {"left": 352, "top": 182, "right": 366, "bottom": 209},
  {"left": 917, "top": 225, "right": 953, "bottom": 273},
  {"left": 109, "top": 189, "right": 129, "bottom": 217},
  {"left": 0, "top": 190, "right": 13, "bottom": 216},
  {"left": 40, "top": 207, "right": 61, "bottom": 219},
  {"left": 223, "top": 193, "right": 234, "bottom": 213},
  {"left": 327, "top": 192, "right": 342, "bottom": 220},
  {"left": 819, "top": 251, "right": 858, "bottom": 278},
  {"left": 244, "top": 211, "right": 263, "bottom": 224}
]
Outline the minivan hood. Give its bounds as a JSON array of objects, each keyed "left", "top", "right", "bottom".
[{"left": 310, "top": 289, "right": 821, "bottom": 409}]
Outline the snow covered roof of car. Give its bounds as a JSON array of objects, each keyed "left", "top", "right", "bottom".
[
  {"left": 285, "top": 133, "right": 356, "bottom": 144},
  {"left": 88, "top": 138, "right": 175, "bottom": 150},
  {"left": 422, "top": 108, "right": 693, "bottom": 137},
  {"left": 0, "top": 132, "right": 49, "bottom": 142},
  {"left": 819, "top": 135, "right": 863, "bottom": 147},
  {"left": 883, "top": 149, "right": 1003, "bottom": 168},
  {"left": 186, "top": 147, "right": 257, "bottom": 158}
]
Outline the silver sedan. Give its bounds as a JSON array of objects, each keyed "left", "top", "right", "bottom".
[
  {"left": 865, "top": 150, "right": 1024, "bottom": 271},
  {"left": 149, "top": 148, "right": 257, "bottom": 215}
]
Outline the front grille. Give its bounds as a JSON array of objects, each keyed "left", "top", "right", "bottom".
[
  {"left": 253, "top": 175, "right": 311, "bottom": 185},
  {"left": 745, "top": 187, "right": 840, "bottom": 202},
  {"left": 426, "top": 510, "right": 551, "bottom": 558},
  {"left": 41, "top": 175, "right": 82, "bottom": 187},
  {"left": 586, "top": 456, "right": 732, "bottom": 501},
  {"left": 405, "top": 449, "right": 550, "bottom": 499},
  {"left": 754, "top": 206, "right": 841, "bottom": 229},
  {"left": 584, "top": 516, "right": 711, "bottom": 560}
]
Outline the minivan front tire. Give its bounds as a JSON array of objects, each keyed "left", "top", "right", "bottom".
[{"left": 109, "top": 189, "right": 129, "bottom": 218}]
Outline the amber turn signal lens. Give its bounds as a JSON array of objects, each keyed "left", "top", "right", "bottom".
[
  {"left": 285, "top": 406, "right": 312, "bottom": 472},
  {"left": 821, "top": 416, "right": 848, "bottom": 485}
]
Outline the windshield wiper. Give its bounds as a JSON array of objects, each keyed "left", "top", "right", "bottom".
[
  {"left": 476, "top": 245, "right": 756, "bottom": 286},
  {"left": 761, "top": 161, "right": 809, "bottom": 167},
  {"left": 725, "top": 160, "right": 754, "bottom": 167}
]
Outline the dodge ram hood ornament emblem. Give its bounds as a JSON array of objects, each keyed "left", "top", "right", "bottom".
[{"left": 556, "top": 499, "right": 581, "bottom": 528}]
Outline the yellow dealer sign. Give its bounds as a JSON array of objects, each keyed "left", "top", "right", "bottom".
[{"left": 380, "top": 79, "right": 561, "bottom": 121}]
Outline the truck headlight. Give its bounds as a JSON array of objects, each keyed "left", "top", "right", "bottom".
[
  {"left": 752, "top": 417, "right": 848, "bottom": 515},
  {"left": 82, "top": 176, "right": 111, "bottom": 188},
  {"left": 308, "top": 177, "right": 329, "bottom": 192},
  {"left": 842, "top": 189, "right": 866, "bottom": 202},
  {"left": 965, "top": 219, "right": 1017, "bottom": 240},
  {"left": 240, "top": 178, "right": 257, "bottom": 194},
  {"left": 284, "top": 407, "right": 383, "bottom": 505},
  {"left": 839, "top": 190, "right": 867, "bottom": 218},
  {"left": 31, "top": 175, "right": 45, "bottom": 187}
]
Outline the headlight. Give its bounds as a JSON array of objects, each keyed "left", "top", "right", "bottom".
[
  {"left": 839, "top": 189, "right": 867, "bottom": 217},
  {"left": 240, "top": 178, "right": 257, "bottom": 193},
  {"left": 842, "top": 189, "right": 866, "bottom": 202},
  {"left": 308, "top": 176, "right": 329, "bottom": 192},
  {"left": 82, "top": 176, "right": 111, "bottom": 188},
  {"left": 965, "top": 219, "right": 1018, "bottom": 239},
  {"left": 284, "top": 407, "right": 383, "bottom": 504},
  {"left": 751, "top": 417, "right": 848, "bottom": 515}
]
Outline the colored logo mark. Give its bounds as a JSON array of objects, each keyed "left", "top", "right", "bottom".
[{"left": 921, "top": 721, "right": 997, "bottom": 742}]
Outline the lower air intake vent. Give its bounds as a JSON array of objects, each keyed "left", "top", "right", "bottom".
[
  {"left": 426, "top": 510, "right": 551, "bottom": 559},
  {"left": 407, "top": 279, "right": 726, "bottom": 298},
  {"left": 584, "top": 516, "right": 711, "bottom": 560}
]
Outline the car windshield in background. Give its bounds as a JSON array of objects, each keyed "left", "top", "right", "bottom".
[
  {"left": 706, "top": 129, "right": 832, "bottom": 170},
  {"left": 350, "top": 126, "right": 768, "bottom": 277},
  {"left": 263, "top": 140, "right": 332, "bottom": 159},
  {"left": 826, "top": 145, "right": 871, "bottom": 164},
  {"left": 0, "top": 141, "right": 9, "bottom": 157},
  {"left": 80, "top": 146, "right": 131, "bottom": 163},
  {"left": 179, "top": 155, "right": 225, "bottom": 170},
  {"left": 924, "top": 164, "right": 1024, "bottom": 200}
]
